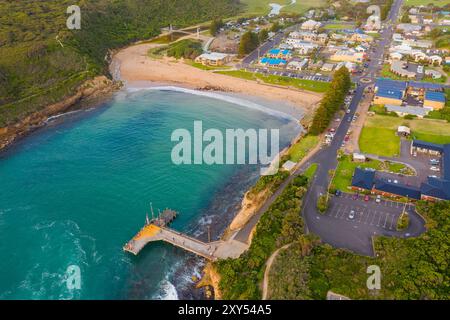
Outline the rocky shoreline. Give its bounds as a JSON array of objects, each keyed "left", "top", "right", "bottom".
[{"left": 0, "top": 76, "right": 121, "bottom": 153}]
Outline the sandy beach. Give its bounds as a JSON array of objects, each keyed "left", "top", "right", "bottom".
[{"left": 112, "top": 43, "right": 323, "bottom": 118}]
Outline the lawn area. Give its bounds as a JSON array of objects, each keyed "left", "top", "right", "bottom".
[
  {"left": 240, "top": 0, "right": 326, "bottom": 15},
  {"left": 364, "top": 114, "right": 450, "bottom": 144},
  {"left": 324, "top": 23, "right": 354, "bottom": 30},
  {"left": 381, "top": 64, "right": 405, "bottom": 80},
  {"left": 217, "top": 70, "right": 330, "bottom": 93},
  {"left": 187, "top": 61, "right": 232, "bottom": 71},
  {"left": 359, "top": 127, "right": 401, "bottom": 157},
  {"left": 404, "top": 0, "right": 450, "bottom": 6},
  {"left": 303, "top": 163, "right": 318, "bottom": 180},
  {"left": 331, "top": 155, "right": 407, "bottom": 191},
  {"left": 288, "top": 135, "right": 320, "bottom": 162}
]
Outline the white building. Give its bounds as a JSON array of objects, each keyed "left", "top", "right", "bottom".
[{"left": 301, "top": 19, "right": 322, "bottom": 30}]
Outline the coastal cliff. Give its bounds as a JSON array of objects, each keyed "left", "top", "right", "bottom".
[{"left": 0, "top": 76, "right": 119, "bottom": 152}]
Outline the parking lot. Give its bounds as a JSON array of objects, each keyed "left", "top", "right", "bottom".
[{"left": 326, "top": 193, "right": 414, "bottom": 233}]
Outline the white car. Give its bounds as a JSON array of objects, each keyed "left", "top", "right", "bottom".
[
  {"left": 430, "top": 166, "right": 440, "bottom": 172},
  {"left": 376, "top": 195, "right": 381, "bottom": 203},
  {"left": 349, "top": 210, "right": 355, "bottom": 219}
]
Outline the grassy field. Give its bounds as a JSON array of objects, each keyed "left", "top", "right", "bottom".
[
  {"left": 331, "top": 155, "right": 408, "bottom": 191},
  {"left": 404, "top": 0, "right": 450, "bottom": 6},
  {"left": 359, "top": 115, "right": 450, "bottom": 155},
  {"left": 187, "top": 61, "right": 232, "bottom": 71},
  {"left": 359, "top": 127, "right": 401, "bottom": 157},
  {"left": 217, "top": 70, "right": 330, "bottom": 92},
  {"left": 240, "top": 0, "right": 326, "bottom": 15},
  {"left": 303, "top": 163, "right": 318, "bottom": 180}
]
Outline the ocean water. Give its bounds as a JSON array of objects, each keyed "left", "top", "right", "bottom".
[{"left": 0, "top": 88, "right": 301, "bottom": 300}]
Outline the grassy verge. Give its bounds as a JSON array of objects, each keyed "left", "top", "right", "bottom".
[
  {"left": 288, "top": 135, "right": 320, "bottom": 162},
  {"left": 303, "top": 163, "right": 318, "bottom": 181},
  {"left": 217, "top": 70, "right": 330, "bottom": 93}
]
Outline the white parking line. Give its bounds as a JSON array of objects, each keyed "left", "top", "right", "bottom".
[
  {"left": 370, "top": 210, "right": 378, "bottom": 225},
  {"left": 334, "top": 205, "right": 343, "bottom": 218},
  {"left": 377, "top": 213, "right": 383, "bottom": 226},
  {"left": 364, "top": 209, "right": 371, "bottom": 224},
  {"left": 389, "top": 214, "right": 396, "bottom": 230},
  {"left": 383, "top": 214, "right": 389, "bottom": 228},
  {"left": 357, "top": 210, "right": 364, "bottom": 223}
]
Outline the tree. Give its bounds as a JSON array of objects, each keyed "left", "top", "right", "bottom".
[
  {"left": 258, "top": 29, "right": 269, "bottom": 43},
  {"left": 270, "top": 21, "right": 281, "bottom": 32},
  {"left": 210, "top": 18, "right": 223, "bottom": 36},
  {"left": 401, "top": 12, "right": 411, "bottom": 23},
  {"left": 239, "top": 31, "right": 259, "bottom": 56}
]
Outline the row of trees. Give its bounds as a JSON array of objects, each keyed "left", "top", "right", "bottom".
[
  {"left": 238, "top": 29, "right": 269, "bottom": 56},
  {"left": 309, "top": 67, "right": 352, "bottom": 135}
]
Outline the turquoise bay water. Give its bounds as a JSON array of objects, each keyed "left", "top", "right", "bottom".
[{"left": 0, "top": 89, "right": 300, "bottom": 299}]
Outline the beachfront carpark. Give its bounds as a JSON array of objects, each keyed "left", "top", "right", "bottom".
[{"left": 325, "top": 193, "right": 413, "bottom": 233}]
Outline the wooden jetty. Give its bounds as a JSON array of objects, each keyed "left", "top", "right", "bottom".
[{"left": 123, "top": 207, "right": 229, "bottom": 261}]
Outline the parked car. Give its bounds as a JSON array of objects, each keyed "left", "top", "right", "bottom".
[
  {"left": 349, "top": 210, "right": 355, "bottom": 219},
  {"left": 364, "top": 195, "right": 370, "bottom": 202},
  {"left": 352, "top": 193, "right": 358, "bottom": 200},
  {"left": 376, "top": 195, "right": 381, "bottom": 203},
  {"left": 430, "top": 166, "right": 440, "bottom": 172},
  {"left": 335, "top": 190, "right": 342, "bottom": 197},
  {"left": 346, "top": 109, "right": 351, "bottom": 114},
  {"left": 430, "top": 159, "right": 439, "bottom": 165}
]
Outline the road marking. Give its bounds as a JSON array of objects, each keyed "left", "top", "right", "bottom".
[
  {"left": 377, "top": 212, "right": 383, "bottom": 226},
  {"left": 383, "top": 214, "right": 389, "bottom": 228},
  {"left": 370, "top": 210, "right": 378, "bottom": 225},
  {"left": 334, "top": 205, "right": 343, "bottom": 218},
  {"left": 389, "top": 214, "right": 396, "bottom": 230},
  {"left": 364, "top": 209, "right": 371, "bottom": 224},
  {"left": 357, "top": 209, "right": 364, "bottom": 223}
]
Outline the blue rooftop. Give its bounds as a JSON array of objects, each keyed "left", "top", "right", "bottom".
[
  {"left": 260, "top": 57, "right": 287, "bottom": 65},
  {"left": 408, "top": 81, "right": 444, "bottom": 91},
  {"left": 268, "top": 49, "right": 290, "bottom": 55},
  {"left": 376, "top": 88, "right": 403, "bottom": 100},
  {"left": 374, "top": 179, "right": 421, "bottom": 200},
  {"left": 425, "top": 91, "right": 446, "bottom": 103},
  {"left": 351, "top": 168, "right": 375, "bottom": 190},
  {"left": 376, "top": 78, "right": 407, "bottom": 91}
]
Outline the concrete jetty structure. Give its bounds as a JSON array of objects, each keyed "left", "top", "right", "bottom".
[{"left": 123, "top": 209, "right": 248, "bottom": 261}]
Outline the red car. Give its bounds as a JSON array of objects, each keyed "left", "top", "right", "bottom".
[
  {"left": 353, "top": 193, "right": 358, "bottom": 200},
  {"left": 364, "top": 195, "right": 370, "bottom": 202}
]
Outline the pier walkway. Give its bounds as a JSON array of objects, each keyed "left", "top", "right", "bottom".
[{"left": 123, "top": 209, "right": 248, "bottom": 261}]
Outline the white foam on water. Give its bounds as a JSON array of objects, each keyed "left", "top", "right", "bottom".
[
  {"left": 154, "top": 280, "right": 179, "bottom": 300},
  {"left": 126, "top": 85, "right": 300, "bottom": 123}
]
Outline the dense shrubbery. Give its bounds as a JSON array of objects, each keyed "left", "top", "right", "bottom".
[
  {"left": 215, "top": 175, "right": 309, "bottom": 299},
  {"left": 268, "top": 200, "right": 450, "bottom": 299},
  {"left": 309, "top": 67, "right": 351, "bottom": 135},
  {"left": 166, "top": 39, "right": 203, "bottom": 59}
]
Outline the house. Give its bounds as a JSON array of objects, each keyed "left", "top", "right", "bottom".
[
  {"left": 330, "top": 50, "right": 365, "bottom": 63},
  {"left": 350, "top": 33, "right": 374, "bottom": 43},
  {"left": 429, "top": 55, "right": 443, "bottom": 65},
  {"left": 424, "top": 91, "right": 446, "bottom": 110},
  {"left": 424, "top": 69, "right": 442, "bottom": 80},
  {"left": 301, "top": 19, "right": 321, "bottom": 30},
  {"left": 385, "top": 105, "right": 430, "bottom": 118},
  {"left": 390, "top": 60, "right": 416, "bottom": 79},
  {"left": 392, "top": 33, "right": 403, "bottom": 43},
  {"left": 287, "top": 59, "right": 309, "bottom": 71},
  {"left": 285, "top": 39, "right": 318, "bottom": 54},
  {"left": 415, "top": 141, "right": 450, "bottom": 201},
  {"left": 336, "top": 61, "right": 356, "bottom": 73},
  {"left": 355, "top": 45, "right": 368, "bottom": 53},
  {"left": 390, "top": 52, "right": 403, "bottom": 61},
  {"left": 267, "top": 49, "right": 292, "bottom": 59},
  {"left": 195, "top": 52, "right": 232, "bottom": 66},
  {"left": 397, "top": 23, "right": 422, "bottom": 34},
  {"left": 260, "top": 57, "right": 287, "bottom": 67},
  {"left": 374, "top": 88, "right": 404, "bottom": 106},
  {"left": 321, "top": 63, "right": 335, "bottom": 72},
  {"left": 351, "top": 168, "right": 375, "bottom": 191}
]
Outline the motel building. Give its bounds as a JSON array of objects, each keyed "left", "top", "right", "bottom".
[
  {"left": 267, "top": 49, "right": 292, "bottom": 60},
  {"left": 351, "top": 141, "right": 450, "bottom": 201},
  {"left": 260, "top": 57, "right": 287, "bottom": 67},
  {"left": 194, "top": 52, "right": 232, "bottom": 66},
  {"left": 424, "top": 91, "right": 446, "bottom": 110}
]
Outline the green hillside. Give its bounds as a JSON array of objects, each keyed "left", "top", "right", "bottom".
[{"left": 0, "top": 0, "right": 240, "bottom": 126}]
